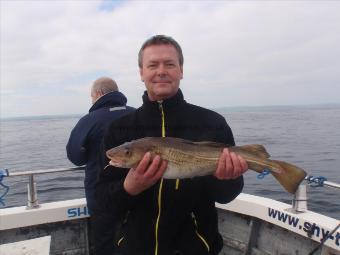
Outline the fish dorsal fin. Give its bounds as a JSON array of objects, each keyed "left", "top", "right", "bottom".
[
  {"left": 165, "top": 137, "right": 227, "bottom": 148},
  {"left": 192, "top": 141, "right": 227, "bottom": 148},
  {"left": 239, "top": 144, "right": 271, "bottom": 158}
]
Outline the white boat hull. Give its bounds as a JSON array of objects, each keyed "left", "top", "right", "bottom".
[{"left": 0, "top": 194, "right": 339, "bottom": 255}]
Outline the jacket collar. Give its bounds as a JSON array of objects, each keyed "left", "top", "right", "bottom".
[
  {"left": 142, "top": 89, "right": 186, "bottom": 109},
  {"left": 89, "top": 91, "right": 127, "bottom": 112}
]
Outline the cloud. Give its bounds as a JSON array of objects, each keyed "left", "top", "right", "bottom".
[{"left": 1, "top": 1, "right": 340, "bottom": 117}]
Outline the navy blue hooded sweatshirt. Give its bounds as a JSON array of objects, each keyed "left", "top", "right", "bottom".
[{"left": 66, "top": 91, "right": 135, "bottom": 213}]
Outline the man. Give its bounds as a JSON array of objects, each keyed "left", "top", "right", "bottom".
[
  {"left": 96, "top": 35, "right": 248, "bottom": 255},
  {"left": 66, "top": 77, "right": 134, "bottom": 254}
]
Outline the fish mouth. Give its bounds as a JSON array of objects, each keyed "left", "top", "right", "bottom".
[{"left": 109, "top": 160, "right": 122, "bottom": 167}]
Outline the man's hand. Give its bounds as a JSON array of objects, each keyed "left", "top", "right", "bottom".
[
  {"left": 214, "top": 148, "right": 248, "bottom": 180},
  {"left": 123, "top": 152, "right": 168, "bottom": 195}
]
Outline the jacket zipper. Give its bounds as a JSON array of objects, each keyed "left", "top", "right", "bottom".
[
  {"left": 155, "top": 102, "right": 166, "bottom": 255},
  {"left": 158, "top": 102, "right": 180, "bottom": 189},
  {"left": 117, "top": 211, "right": 130, "bottom": 247},
  {"left": 192, "top": 212, "right": 210, "bottom": 252},
  {"left": 159, "top": 102, "right": 166, "bottom": 138},
  {"left": 155, "top": 102, "right": 180, "bottom": 255},
  {"left": 117, "top": 237, "right": 124, "bottom": 247}
]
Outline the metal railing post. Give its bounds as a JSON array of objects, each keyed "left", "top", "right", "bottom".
[
  {"left": 26, "top": 174, "right": 40, "bottom": 209},
  {"left": 291, "top": 182, "right": 308, "bottom": 213}
]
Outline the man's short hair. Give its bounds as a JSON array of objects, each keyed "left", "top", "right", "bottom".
[
  {"left": 138, "top": 35, "right": 184, "bottom": 68},
  {"left": 92, "top": 77, "right": 118, "bottom": 95}
]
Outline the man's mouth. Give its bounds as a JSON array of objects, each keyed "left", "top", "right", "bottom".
[{"left": 153, "top": 80, "right": 171, "bottom": 84}]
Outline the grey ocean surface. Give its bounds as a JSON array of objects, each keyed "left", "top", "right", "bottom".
[{"left": 0, "top": 105, "right": 339, "bottom": 219}]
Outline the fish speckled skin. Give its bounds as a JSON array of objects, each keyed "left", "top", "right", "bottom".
[{"left": 106, "top": 137, "right": 307, "bottom": 194}]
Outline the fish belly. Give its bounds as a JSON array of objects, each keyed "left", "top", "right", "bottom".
[{"left": 163, "top": 162, "right": 216, "bottom": 179}]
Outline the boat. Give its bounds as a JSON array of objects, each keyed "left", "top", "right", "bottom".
[{"left": 0, "top": 167, "right": 339, "bottom": 255}]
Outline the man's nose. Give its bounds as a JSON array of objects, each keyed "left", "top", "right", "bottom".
[{"left": 156, "top": 64, "right": 167, "bottom": 76}]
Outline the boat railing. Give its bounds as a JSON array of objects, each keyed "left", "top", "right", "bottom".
[
  {"left": 304, "top": 176, "right": 340, "bottom": 190},
  {"left": 0, "top": 167, "right": 339, "bottom": 213},
  {"left": 292, "top": 176, "right": 340, "bottom": 213},
  {"left": 0, "top": 166, "right": 85, "bottom": 209}
]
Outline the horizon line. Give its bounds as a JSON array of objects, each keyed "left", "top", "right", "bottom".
[{"left": 2, "top": 103, "right": 340, "bottom": 120}]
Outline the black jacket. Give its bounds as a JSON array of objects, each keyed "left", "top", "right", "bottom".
[
  {"left": 96, "top": 89, "right": 243, "bottom": 255},
  {"left": 66, "top": 91, "right": 134, "bottom": 213}
]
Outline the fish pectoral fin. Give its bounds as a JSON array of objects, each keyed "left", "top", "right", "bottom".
[{"left": 239, "top": 144, "right": 271, "bottom": 158}]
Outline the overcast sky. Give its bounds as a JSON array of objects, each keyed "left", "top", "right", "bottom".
[{"left": 1, "top": 1, "right": 339, "bottom": 118}]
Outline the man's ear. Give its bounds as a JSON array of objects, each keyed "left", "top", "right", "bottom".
[
  {"left": 139, "top": 68, "right": 144, "bottom": 81},
  {"left": 180, "top": 66, "right": 184, "bottom": 79}
]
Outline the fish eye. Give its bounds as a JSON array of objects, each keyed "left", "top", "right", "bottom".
[{"left": 124, "top": 149, "right": 131, "bottom": 156}]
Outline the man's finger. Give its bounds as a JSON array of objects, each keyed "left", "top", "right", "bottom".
[
  {"left": 215, "top": 150, "right": 226, "bottom": 179},
  {"left": 229, "top": 152, "right": 241, "bottom": 178},
  {"left": 153, "top": 160, "right": 168, "bottom": 181},
  {"left": 238, "top": 155, "right": 248, "bottom": 173},
  {"left": 135, "top": 152, "right": 151, "bottom": 174},
  {"left": 224, "top": 148, "right": 234, "bottom": 179},
  {"left": 144, "top": 155, "right": 161, "bottom": 178}
]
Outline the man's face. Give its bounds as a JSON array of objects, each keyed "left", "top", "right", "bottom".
[{"left": 140, "top": 44, "right": 183, "bottom": 101}]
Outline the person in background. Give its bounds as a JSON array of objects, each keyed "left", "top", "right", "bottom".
[
  {"left": 96, "top": 35, "right": 248, "bottom": 255},
  {"left": 67, "top": 77, "right": 134, "bottom": 212},
  {"left": 66, "top": 77, "right": 134, "bottom": 254}
]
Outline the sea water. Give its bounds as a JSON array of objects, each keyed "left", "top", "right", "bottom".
[{"left": 0, "top": 105, "right": 339, "bottom": 219}]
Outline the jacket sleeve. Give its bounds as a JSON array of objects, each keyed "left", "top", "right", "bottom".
[
  {"left": 66, "top": 117, "right": 90, "bottom": 166},
  {"left": 95, "top": 121, "right": 137, "bottom": 217},
  {"left": 207, "top": 117, "right": 244, "bottom": 203}
]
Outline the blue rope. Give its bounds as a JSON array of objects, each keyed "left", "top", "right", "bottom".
[
  {"left": 257, "top": 169, "right": 270, "bottom": 179},
  {"left": 0, "top": 169, "right": 9, "bottom": 206},
  {"left": 306, "top": 175, "right": 327, "bottom": 187}
]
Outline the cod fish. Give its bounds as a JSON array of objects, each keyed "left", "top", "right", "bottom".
[{"left": 106, "top": 137, "right": 307, "bottom": 194}]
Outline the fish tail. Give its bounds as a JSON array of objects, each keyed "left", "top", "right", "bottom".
[{"left": 270, "top": 160, "right": 307, "bottom": 194}]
